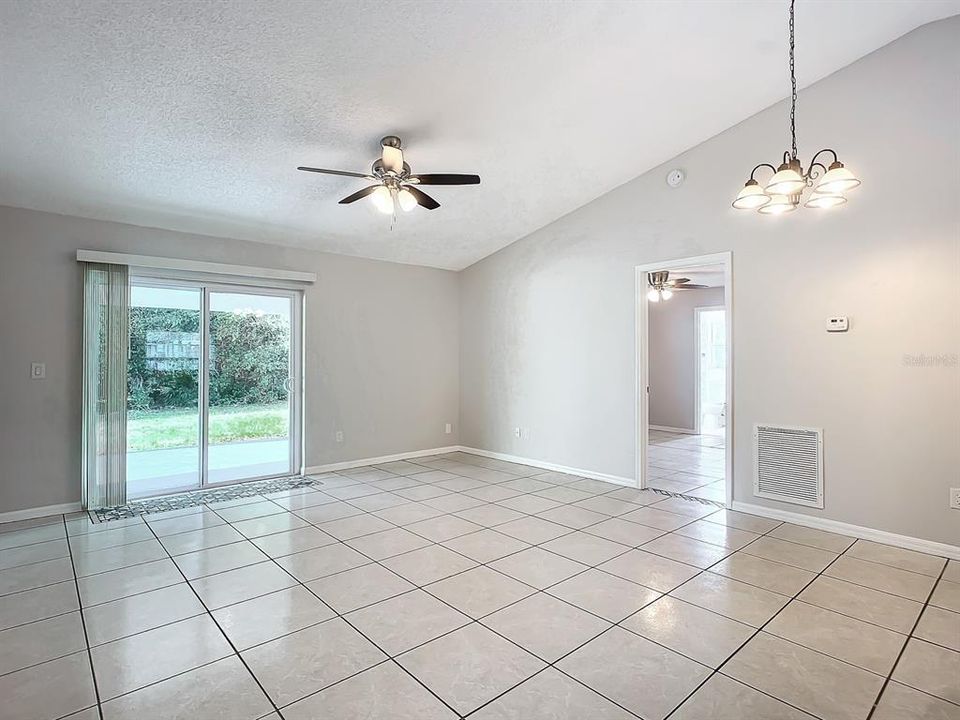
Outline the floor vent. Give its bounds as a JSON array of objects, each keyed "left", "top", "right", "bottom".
[{"left": 754, "top": 424, "right": 823, "bottom": 508}]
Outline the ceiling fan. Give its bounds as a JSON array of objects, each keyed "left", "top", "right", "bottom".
[
  {"left": 297, "top": 136, "right": 480, "bottom": 215},
  {"left": 647, "top": 270, "right": 708, "bottom": 302}
]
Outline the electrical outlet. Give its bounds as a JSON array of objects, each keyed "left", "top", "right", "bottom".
[
  {"left": 513, "top": 427, "right": 522, "bottom": 439},
  {"left": 335, "top": 430, "right": 344, "bottom": 443},
  {"left": 444, "top": 423, "right": 452, "bottom": 435},
  {"left": 950, "top": 488, "right": 960, "bottom": 510},
  {"left": 30, "top": 362, "right": 45, "bottom": 379}
]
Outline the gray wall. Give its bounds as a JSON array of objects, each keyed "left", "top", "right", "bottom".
[
  {"left": 0, "top": 206, "right": 460, "bottom": 513},
  {"left": 649, "top": 287, "right": 724, "bottom": 430},
  {"left": 460, "top": 17, "right": 960, "bottom": 545}
]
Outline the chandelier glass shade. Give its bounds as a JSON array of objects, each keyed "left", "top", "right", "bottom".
[{"left": 733, "top": 0, "right": 859, "bottom": 214}]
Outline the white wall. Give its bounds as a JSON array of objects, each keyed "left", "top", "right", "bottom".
[
  {"left": 460, "top": 17, "right": 960, "bottom": 545},
  {"left": 0, "top": 206, "right": 460, "bottom": 513},
  {"left": 649, "top": 287, "right": 724, "bottom": 430}
]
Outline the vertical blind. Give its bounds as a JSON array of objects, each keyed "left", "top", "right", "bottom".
[{"left": 81, "top": 262, "right": 129, "bottom": 509}]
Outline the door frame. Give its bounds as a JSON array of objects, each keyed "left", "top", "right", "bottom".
[
  {"left": 694, "top": 305, "right": 726, "bottom": 439},
  {"left": 128, "top": 276, "right": 304, "bottom": 497},
  {"left": 634, "top": 251, "right": 733, "bottom": 507}
]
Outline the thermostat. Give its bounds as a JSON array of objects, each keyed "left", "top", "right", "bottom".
[{"left": 826, "top": 316, "right": 849, "bottom": 332}]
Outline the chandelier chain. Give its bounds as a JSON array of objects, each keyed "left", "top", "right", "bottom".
[{"left": 789, "top": 0, "right": 797, "bottom": 160}]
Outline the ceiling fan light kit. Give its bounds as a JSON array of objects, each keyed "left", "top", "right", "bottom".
[
  {"left": 733, "top": 0, "right": 860, "bottom": 215},
  {"left": 297, "top": 135, "right": 480, "bottom": 219}
]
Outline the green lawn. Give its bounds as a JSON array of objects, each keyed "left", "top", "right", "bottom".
[{"left": 127, "top": 403, "right": 288, "bottom": 452}]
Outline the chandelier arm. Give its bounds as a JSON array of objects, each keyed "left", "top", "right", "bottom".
[
  {"left": 805, "top": 149, "right": 839, "bottom": 177},
  {"left": 749, "top": 163, "right": 778, "bottom": 181},
  {"left": 805, "top": 163, "right": 827, "bottom": 186}
]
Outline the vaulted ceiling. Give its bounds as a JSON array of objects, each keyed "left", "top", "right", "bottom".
[{"left": 1, "top": 0, "right": 957, "bottom": 269}]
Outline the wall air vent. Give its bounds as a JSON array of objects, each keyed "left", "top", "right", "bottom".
[{"left": 754, "top": 424, "right": 823, "bottom": 508}]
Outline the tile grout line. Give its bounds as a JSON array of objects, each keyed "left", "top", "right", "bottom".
[
  {"left": 479, "top": 516, "right": 793, "bottom": 718},
  {"left": 864, "top": 560, "right": 950, "bottom": 719},
  {"left": 61, "top": 514, "right": 105, "bottom": 720},
  {"left": 658, "top": 526, "right": 842, "bottom": 719},
  {"left": 136, "top": 517, "right": 287, "bottom": 720},
  {"left": 0, "top": 470, "right": 843, "bottom": 648},
  {"left": 449, "top": 512, "right": 770, "bottom": 716},
  {"left": 1, "top": 482, "right": 751, "bottom": 720},
  {"left": 205, "top": 464, "right": 697, "bottom": 717},
  {"left": 6, "top": 453, "right": 952, "bottom": 719},
  {"left": 5, "top": 467, "right": 937, "bottom": 620},
  {"left": 235, "top": 518, "right": 468, "bottom": 718},
  {"left": 662, "top": 533, "right": 948, "bottom": 720},
  {"left": 290, "top": 490, "right": 731, "bottom": 717}
]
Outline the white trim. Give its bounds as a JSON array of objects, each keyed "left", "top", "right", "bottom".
[
  {"left": 304, "top": 446, "right": 463, "bottom": 475},
  {"left": 649, "top": 425, "right": 698, "bottom": 435},
  {"left": 306, "top": 445, "right": 637, "bottom": 488},
  {"left": 732, "top": 501, "right": 960, "bottom": 561},
  {"left": 77, "top": 250, "right": 316, "bottom": 284},
  {"left": 458, "top": 447, "right": 636, "bottom": 488},
  {"left": 0, "top": 502, "right": 83, "bottom": 525},
  {"left": 636, "top": 252, "right": 734, "bottom": 508}
]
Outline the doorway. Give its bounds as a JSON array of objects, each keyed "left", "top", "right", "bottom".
[
  {"left": 636, "top": 252, "right": 732, "bottom": 506},
  {"left": 126, "top": 280, "right": 302, "bottom": 499}
]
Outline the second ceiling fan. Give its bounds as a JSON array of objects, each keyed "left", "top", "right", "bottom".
[
  {"left": 298, "top": 136, "right": 480, "bottom": 216},
  {"left": 647, "top": 270, "right": 708, "bottom": 302}
]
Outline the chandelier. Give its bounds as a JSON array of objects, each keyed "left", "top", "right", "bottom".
[{"left": 733, "top": 0, "right": 860, "bottom": 214}]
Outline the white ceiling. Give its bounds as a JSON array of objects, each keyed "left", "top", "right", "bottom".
[{"left": 1, "top": 1, "right": 957, "bottom": 270}]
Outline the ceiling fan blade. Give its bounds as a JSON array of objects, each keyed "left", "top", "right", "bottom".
[
  {"left": 338, "top": 185, "right": 381, "bottom": 204},
  {"left": 669, "top": 278, "right": 691, "bottom": 285},
  {"left": 675, "top": 283, "right": 709, "bottom": 289},
  {"left": 298, "top": 166, "right": 374, "bottom": 179},
  {"left": 404, "top": 185, "right": 440, "bottom": 210},
  {"left": 382, "top": 145, "right": 404, "bottom": 174},
  {"left": 409, "top": 173, "right": 481, "bottom": 185}
]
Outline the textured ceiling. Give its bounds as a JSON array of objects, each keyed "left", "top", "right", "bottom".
[{"left": 1, "top": 1, "right": 958, "bottom": 270}]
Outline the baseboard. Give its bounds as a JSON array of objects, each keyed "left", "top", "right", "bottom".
[
  {"left": 457, "top": 446, "right": 637, "bottom": 488},
  {"left": 0, "top": 501, "right": 83, "bottom": 525},
  {"left": 732, "top": 501, "right": 960, "bottom": 561},
  {"left": 650, "top": 425, "right": 698, "bottom": 435},
  {"left": 303, "top": 446, "right": 462, "bottom": 475}
]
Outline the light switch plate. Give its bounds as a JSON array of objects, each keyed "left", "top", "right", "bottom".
[{"left": 950, "top": 488, "right": 960, "bottom": 510}]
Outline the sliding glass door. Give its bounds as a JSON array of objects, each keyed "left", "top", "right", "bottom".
[
  {"left": 127, "top": 280, "right": 301, "bottom": 499},
  {"left": 206, "top": 290, "right": 295, "bottom": 485}
]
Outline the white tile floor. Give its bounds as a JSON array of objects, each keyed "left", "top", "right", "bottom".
[
  {"left": 0, "top": 451, "right": 957, "bottom": 720},
  {"left": 648, "top": 430, "right": 726, "bottom": 502}
]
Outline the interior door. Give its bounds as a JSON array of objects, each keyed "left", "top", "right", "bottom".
[{"left": 204, "top": 288, "right": 300, "bottom": 486}]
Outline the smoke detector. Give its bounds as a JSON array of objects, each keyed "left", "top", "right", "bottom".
[{"left": 666, "top": 169, "right": 685, "bottom": 188}]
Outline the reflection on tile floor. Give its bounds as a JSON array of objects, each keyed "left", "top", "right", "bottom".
[
  {"left": 1, "top": 450, "right": 958, "bottom": 720},
  {"left": 649, "top": 429, "right": 726, "bottom": 503}
]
